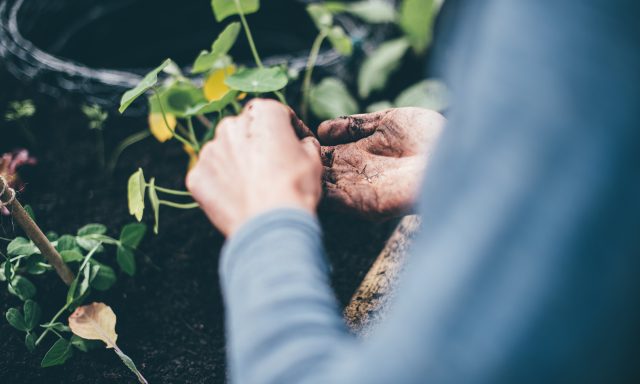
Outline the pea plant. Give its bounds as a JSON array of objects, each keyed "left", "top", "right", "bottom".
[
  {"left": 120, "top": 0, "right": 446, "bottom": 234},
  {"left": 1, "top": 178, "right": 147, "bottom": 375},
  {"left": 4, "top": 99, "right": 37, "bottom": 145}
]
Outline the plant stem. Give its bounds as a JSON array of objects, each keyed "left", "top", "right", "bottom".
[
  {"left": 107, "top": 130, "right": 151, "bottom": 173},
  {"left": 301, "top": 30, "right": 328, "bottom": 121},
  {"left": 274, "top": 91, "right": 287, "bottom": 105},
  {"left": 35, "top": 243, "right": 101, "bottom": 346},
  {"left": 113, "top": 345, "right": 149, "bottom": 384},
  {"left": 153, "top": 89, "right": 195, "bottom": 149},
  {"left": 196, "top": 115, "right": 213, "bottom": 130},
  {"left": 151, "top": 186, "right": 192, "bottom": 196},
  {"left": 234, "top": 0, "right": 263, "bottom": 68},
  {"left": 0, "top": 177, "right": 75, "bottom": 285},
  {"left": 35, "top": 302, "right": 71, "bottom": 346},
  {"left": 187, "top": 117, "right": 200, "bottom": 153},
  {"left": 158, "top": 200, "right": 199, "bottom": 209}
]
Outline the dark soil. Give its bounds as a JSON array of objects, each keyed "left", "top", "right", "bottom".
[{"left": 0, "top": 73, "right": 397, "bottom": 383}]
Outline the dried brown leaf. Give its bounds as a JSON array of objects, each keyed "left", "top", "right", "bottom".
[{"left": 68, "top": 302, "right": 118, "bottom": 348}]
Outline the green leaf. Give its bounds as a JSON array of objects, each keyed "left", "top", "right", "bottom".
[
  {"left": 79, "top": 263, "right": 91, "bottom": 297},
  {"left": 24, "top": 205, "right": 36, "bottom": 221},
  {"left": 0, "top": 261, "right": 10, "bottom": 281},
  {"left": 117, "top": 246, "right": 136, "bottom": 276},
  {"left": 119, "top": 59, "right": 172, "bottom": 113},
  {"left": 148, "top": 179, "right": 160, "bottom": 234},
  {"left": 358, "top": 38, "right": 410, "bottom": 98},
  {"left": 66, "top": 277, "right": 79, "bottom": 305},
  {"left": 88, "top": 261, "right": 116, "bottom": 291},
  {"left": 8, "top": 275, "right": 36, "bottom": 301},
  {"left": 307, "top": 4, "right": 333, "bottom": 30},
  {"left": 212, "top": 0, "right": 259, "bottom": 22},
  {"left": 55, "top": 235, "right": 77, "bottom": 252},
  {"left": 41, "top": 338, "right": 73, "bottom": 367},
  {"left": 184, "top": 90, "right": 238, "bottom": 116},
  {"left": 25, "top": 332, "right": 37, "bottom": 352},
  {"left": 41, "top": 322, "right": 70, "bottom": 332},
  {"left": 45, "top": 231, "right": 59, "bottom": 242},
  {"left": 70, "top": 335, "right": 101, "bottom": 352},
  {"left": 60, "top": 250, "right": 84, "bottom": 263},
  {"left": 327, "top": 26, "right": 353, "bottom": 56},
  {"left": 23, "top": 300, "right": 41, "bottom": 331},
  {"left": 159, "top": 82, "right": 208, "bottom": 118},
  {"left": 77, "top": 224, "right": 107, "bottom": 237},
  {"left": 310, "top": 78, "right": 358, "bottom": 120},
  {"left": 75, "top": 237, "right": 104, "bottom": 253},
  {"left": 7, "top": 237, "right": 39, "bottom": 257},
  {"left": 119, "top": 223, "right": 147, "bottom": 249},
  {"left": 395, "top": 79, "right": 449, "bottom": 112},
  {"left": 327, "top": 0, "right": 397, "bottom": 23},
  {"left": 6, "top": 307, "right": 27, "bottom": 331},
  {"left": 128, "top": 168, "right": 147, "bottom": 221},
  {"left": 366, "top": 101, "right": 393, "bottom": 113},
  {"left": 225, "top": 67, "right": 288, "bottom": 93},
  {"left": 25, "top": 255, "right": 49, "bottom": 275},
  {"left": 399, "top": 0, "right": 437, "bottom": 54},
  {"left": 192, "top": 22, "right": 241, "bottom": 74}
]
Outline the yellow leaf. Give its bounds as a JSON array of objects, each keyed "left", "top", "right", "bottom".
[
  {"left": 148, "top": 113, "right": 177, "bottom": 143},
  {"left": 68, "top": 302, "right": 118, "bottom": 349},
  {"left": 204, "top": 65, "right": 236, "bottom": 101}
]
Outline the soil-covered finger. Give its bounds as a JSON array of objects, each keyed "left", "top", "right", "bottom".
[{"left": 317, "top": 109, "right": 392, "bottom": 145}]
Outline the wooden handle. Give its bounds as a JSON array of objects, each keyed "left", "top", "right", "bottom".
[{"left": 344, "top": 215, "right": 421, "bottom": 336}]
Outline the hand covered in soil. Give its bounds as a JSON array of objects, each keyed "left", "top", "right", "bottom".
[
  {"left": 318, "top": 108, "right": 446, "bottom": 220},
  {"left": 186, "top": 99, "right": 322, "bottom": 237}
]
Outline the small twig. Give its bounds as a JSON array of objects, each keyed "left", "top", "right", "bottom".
[{"left": 0, "top": 176, "right": 75, "bottom": 285}]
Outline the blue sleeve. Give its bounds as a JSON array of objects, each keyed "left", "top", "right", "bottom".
[{"left": 220, "top": 1, "right": 640, "bottom": 383}]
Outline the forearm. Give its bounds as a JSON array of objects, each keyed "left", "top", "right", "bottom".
[{"left": 220, "top": 208, "right": 353, "bottom": 384}]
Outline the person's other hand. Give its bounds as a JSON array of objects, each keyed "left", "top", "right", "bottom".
[
  {"left": 318, "top": 108, "right": 445, "bottom": 220},
  {"left": 186, "top": 99, "right": 323, "bottom": 237}
]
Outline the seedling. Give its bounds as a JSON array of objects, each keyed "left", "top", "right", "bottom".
[
  {"left": 81, "top": 103, "right": 109, "bottom": 168},
  {"left": 1, "top": 176, "right": 147, "bottom": 373},
  {"left": 119, "top": 0, "right": 444, "bottom": 233},
  {"left": 4, "top": 99, "right": 36, "bottom": 145}
]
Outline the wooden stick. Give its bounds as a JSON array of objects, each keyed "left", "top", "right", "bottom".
[
  {"left": 0, "top": 177, "right": 75, "bottom": 285},
  {"left": 344, "top": 215, "right": 421, "bottom": 336}
]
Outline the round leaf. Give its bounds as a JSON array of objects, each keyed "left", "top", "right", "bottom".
[
  {"left": 119, "top": 223, "right": 147, "bottom": 249},
  {"left": 23, "top": 300, "right": 42, "bottom": 331},
  {"left": 8, "top": 275, "right": 37, "bottom": 301},
  {"left": 119, "top": 59, "right": 172, "bottom": 113},
  {"left": 77, "top": 224, "right": 107, "bottom": 237},
  {"left": 25, "top": 332, "right": 37, "bottom": 352},
  {"left": 225, "top": 67, "right": 288, "bottom": 93},
  {"left": 212, "top": 0, "right": 259, "bottom": 22},
  {"left": 6, "top": 307, "right": 27, "bottom": 331},
  {"left": 327, "top": 26, "right": 353, "bottom": 56},
  {"left": 192, "top": 23, "right": 241, "bottom": 74},
  {"left": 116, "top": 246, "right": 136, "bottom": 276},
  {"left": 358, "top": 38, "right": 409, "bottom": 98},
  {"left": 88, "top": 261, "right": 117, "bottom": 291},
  {"left": 394, "top": 79, "right": 449, "bottom": 112},
  {"left": 7, "top": 237, "right": 39, "bottom": 257},
  {"left": 310, "top": 78, "right": 358, "bottom": 120}
]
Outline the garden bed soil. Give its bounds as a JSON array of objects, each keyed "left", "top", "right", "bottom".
[{"left": 0, "top": 74, "right": 396, "bottom": 383}]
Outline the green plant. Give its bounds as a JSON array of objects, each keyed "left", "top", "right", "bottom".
[
  {"left": 1, "top": 178, "right": 146, "bottom": 372},
  {"left": 119, "top": 0, "right": 446, "bottom": 234},
  {"left": 4, "top": 99, "right": 36, "bottom": 145},
  {"left": 81, "top": 103, "right": 109, "bottom": 168}
]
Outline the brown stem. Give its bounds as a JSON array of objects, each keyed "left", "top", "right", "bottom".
[{"left": 0, "top": 177, "right": 75, "bottom": 285}]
